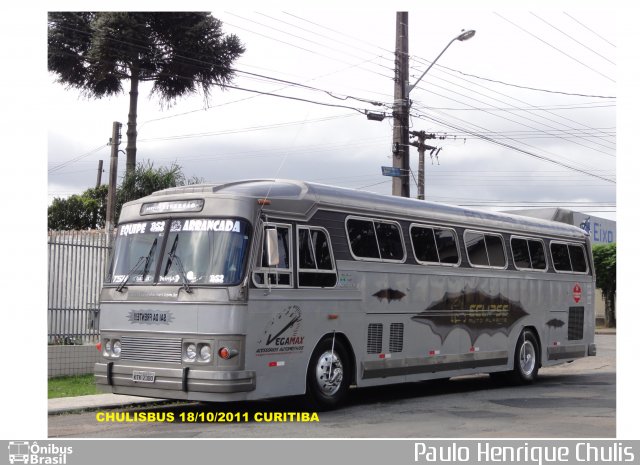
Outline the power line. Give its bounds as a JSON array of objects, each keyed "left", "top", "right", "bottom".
[
  {"left": 137, "top": 114, "right": 360, "bottom": 143},
  {"left": 284, "top": 12, "right": 617, "bottom": 99},
  {"left": 254, "top": 12, "right": 396, "bottom": 74},
  {"left": 54, "top": 24, "right": 393, "bottom": 110},
  {"left": 415, "top": 103, "right": 615, "bottom": 111},
  {"left": 222, "top": 19, "right": 393, "bottom": 82},
  {"left": 529, "top": 12, "right": 615, "bottom": 66},
  {"left": 430, "top": 63, "right": 616, "bottom": 99},
  {"left": 48, "top": 144, "right": 107, "bottom": 174},
  {"left": 563, "top": 12, "right": 616, "bottom": 48},
  {"left": 413, "top": 59, "right": 615, "bottom": 142},
  {"left": 412, "top": 111, "right": 615, "bottom": 184},
  {"left": 411, "top": 82, "right": 616, "bottom": 156},
  {"left": 494, "top": 12, "right": 615, "bottom": 83},
  {"left": 416, "top": 106, "right": 612, "bottom": 176}
]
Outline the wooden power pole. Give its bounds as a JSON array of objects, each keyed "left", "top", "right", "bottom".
[
  {"left": 410, "top": 130, "right": 437, "bottom": 200},
  {"left": 392, "top": 12, "right": 410, "bottom": 198},
  {"left": 106, "top": 122, "right": 122, "bottom": 240}
]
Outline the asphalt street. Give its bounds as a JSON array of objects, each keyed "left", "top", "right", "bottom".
[{"left": 48, "top": 333, "right": 615, "bottom": 438}]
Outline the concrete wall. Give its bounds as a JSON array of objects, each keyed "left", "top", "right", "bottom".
[{"left": 48, "top": 344, "right": 102, "bottom": 378}]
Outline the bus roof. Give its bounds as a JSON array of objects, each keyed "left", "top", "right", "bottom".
[{"left": 137, "top": 179, "right": 587, "bottom": 240}]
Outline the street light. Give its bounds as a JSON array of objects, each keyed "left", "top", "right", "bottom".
[
  {"left": 391, "top": 20, "right": 475, "bottom": 198},
  {"left": 412, "top": 29, "right": 475, "bottom": 201},
  {"left": 408, "top": 29, "right": 476, "bottom": 93}
]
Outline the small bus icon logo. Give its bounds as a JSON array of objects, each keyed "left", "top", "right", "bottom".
[{"left": 7, "top": 441, "right": 29, "bottom": 464}]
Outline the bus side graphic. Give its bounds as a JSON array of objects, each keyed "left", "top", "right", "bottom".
[{"left": 411, "top": 288, "right": 529, "bottom": 345}]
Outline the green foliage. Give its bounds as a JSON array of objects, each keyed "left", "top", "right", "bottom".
[
  {"left": 48, "top": 185, "right": 108, "bottom": 230},
  {"left": 116, "top": 161, "right": 190, "bottom": 218},
  {"left": 47, "top": 12, "right": 245, "bottom": 105},
  {"left": 592, "top": 243, "right": 616, "bottom": 292},
  {"left": 48, "top": 162, "right": 200, "bottom": 230},
  {"left": 592, "top": 243, "right": 616, "bottom": 327}
]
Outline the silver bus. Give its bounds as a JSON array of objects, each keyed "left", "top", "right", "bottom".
[{"left": 95, "top": 179, "right": 596, "bottom": 409}]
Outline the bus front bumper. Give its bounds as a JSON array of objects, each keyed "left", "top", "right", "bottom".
[{"left": 95, "top": 362, "right": 256, "bottom": 396}]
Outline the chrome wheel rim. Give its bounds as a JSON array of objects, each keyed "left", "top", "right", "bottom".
[
  {"left": 315, "top": 350, "right": 344, "bottom": 396},
  {"left": 519, "top": 340, "right": 536, "bottom": 376}
]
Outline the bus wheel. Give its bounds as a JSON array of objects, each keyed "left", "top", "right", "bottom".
[
  {"left": 306, "top": 337, "right": 351, "bottom": 410},
  {"left": 512, "top": 329, "right": 539, "bottom": 384}
]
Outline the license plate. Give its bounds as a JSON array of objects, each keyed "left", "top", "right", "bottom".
[{"left": 132, "top": 371, "right": 156, "bottom": 383}]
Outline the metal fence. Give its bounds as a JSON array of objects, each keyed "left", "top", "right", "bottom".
[{"left": 48, "top": 230, "right": 110, "bottom": 344}]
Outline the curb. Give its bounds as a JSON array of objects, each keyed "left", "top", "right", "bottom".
[
  {"left": 48, "top": 394, "right": 169, "bottom": 415},
  {"left": 595, "top": 329, "right": 616, "bottom": 335}
]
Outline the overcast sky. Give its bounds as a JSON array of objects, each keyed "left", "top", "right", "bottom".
[{"left": 47, "top": 9, "right": 618, "bottom": 220}]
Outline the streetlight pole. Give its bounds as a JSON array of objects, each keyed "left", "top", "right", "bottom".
[
  {"left": 391, "top": 17, "right": 475, "bottom": 198},
  {"left": 391, "top": 12, "right": 410, "bottom": 198}
]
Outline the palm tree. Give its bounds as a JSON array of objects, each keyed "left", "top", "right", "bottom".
[{"left": 48, "top": 12, "right": 245, "bottom": 175}]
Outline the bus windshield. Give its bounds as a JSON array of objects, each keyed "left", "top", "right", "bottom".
[{"left": 106, "top": 218, "right": 251, "bottom": 287}]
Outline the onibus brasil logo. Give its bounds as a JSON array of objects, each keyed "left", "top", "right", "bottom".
[{"left": 7, "top": 441, "right": 73, "bottom": 464}]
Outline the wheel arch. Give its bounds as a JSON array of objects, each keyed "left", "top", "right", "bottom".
[
  {"left": 305, "top": 331, "right": 357, "bottom": 393},
  {"left": 520, "top": 324, "right": 542, "bottom": 365}
]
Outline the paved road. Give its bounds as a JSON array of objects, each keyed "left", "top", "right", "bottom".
[{"left": 48, "top": 334, "right": 615, "bottom": 438}]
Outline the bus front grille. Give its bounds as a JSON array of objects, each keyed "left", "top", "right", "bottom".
[{"left": 120, "top": 336, "right": 182, "bottom": 363}]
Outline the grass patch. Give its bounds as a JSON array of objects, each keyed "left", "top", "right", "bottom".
[{"left": 48, "top": 374, "right": 98, "bottom": 399}]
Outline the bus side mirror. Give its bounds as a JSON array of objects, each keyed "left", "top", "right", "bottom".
[{"left": 265, "top": 228, "right": 280, "bottom": 267}]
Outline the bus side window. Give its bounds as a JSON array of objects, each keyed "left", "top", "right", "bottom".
[
  {"left": 464, "top": 231, "right": 506, "bottom": 269},
  {"left": 551, "top": 242, "right": 588, "bottom": 274},
  {"left": 254, "top": 223, "right": 293, "bottom": 287},
  {"left": 568, "top": 244, "right": 588, "bottom": 273},
  {"left": 550, "top": 242, "right": 572, "bottom": 272},
  {"left": 298, "top": 226, "right": 337, "bottom": 288}
]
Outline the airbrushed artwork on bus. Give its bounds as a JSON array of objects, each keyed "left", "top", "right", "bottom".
[
  {"left": 372, "top": 288, "right": 406, "bottom": 302},
  {"left": 411, "top": 288, "right": 529, "bottom": 345},
  {"left": 546, "top": 318, "right": 566, "bottom": 328}
]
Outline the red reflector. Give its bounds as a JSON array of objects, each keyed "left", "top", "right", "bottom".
[
  {"left": 219, "top": 347, "right": 230, "bottom": 360},
  {"left": 257, "top": 198, "right": 271, "bottom": 205},
  {"left": 328, "top": 314, "right": 338, "bottom": 320},
  {"left": 268, "top": 361, "right": 277, "bottom": 367},
  {"left": 96, "top": 342, "right": 102, "bottom": 352}
]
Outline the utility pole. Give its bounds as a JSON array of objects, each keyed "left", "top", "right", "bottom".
[
  {"left": 106, "top": 122, "right": 122, "bottom": 242},
  {"left": 392, "top": 12, "right": 410, "bottom": 198},
  {"left": 95, "top": 160, "right": 103, "bottom": 188},
  {"left": 388, "top": 18, "right": 475, "bottom": 198},
  {"left": 410, "top": 130, "right": 437, "bottom": 200},
  {"left": 92, "top": 160, "right": 104, "bottom": 229}
]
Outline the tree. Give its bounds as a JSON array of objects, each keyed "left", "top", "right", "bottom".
[
  {"left": 48, "top": 12, "right": 244, "bottom": 175},
  {"left": 116, "top": 161, "right": 203, "bottom": 219},
  {"left": 592, "top": 243, "right": 616, "bottom": 328},
  {"left": 48, "top": 185, "right": 108, "bottom": 230},
  {"left": 48, "top": 162, "right": 201, "bottom": 230}
]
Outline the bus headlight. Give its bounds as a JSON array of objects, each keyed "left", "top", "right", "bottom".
[
  {"left": 104, "top": 340, "right": 112, "bottom": 357},
  {"left": 199, "top": 344, "right": 212, "bottom": 362},
  {"left": 185, "top": 343, "right": 197, "bottom": 362},
  {"left": 112, "top": 340, "right": 121, "bottom": 357}
]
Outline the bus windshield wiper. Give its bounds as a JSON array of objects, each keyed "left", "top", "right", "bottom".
[
  {"left": 168, "top": 250, "right": 193, "bottom": 293},
  {"left": 141, "top": 238, "right": 158, "bottom": 282},
  {"left": 116, "top": 238, "right": 158, "bottom": 293},
  {"left": 164, "top": 235, "right": 192, "bottom": 293}
]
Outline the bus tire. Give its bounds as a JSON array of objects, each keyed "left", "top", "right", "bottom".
[
  {"left": 510, "top": 329, "right": 540, "bottom": 384},
  {"left": 306, "top": 336, "right": 351, "bottom": 410}
]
